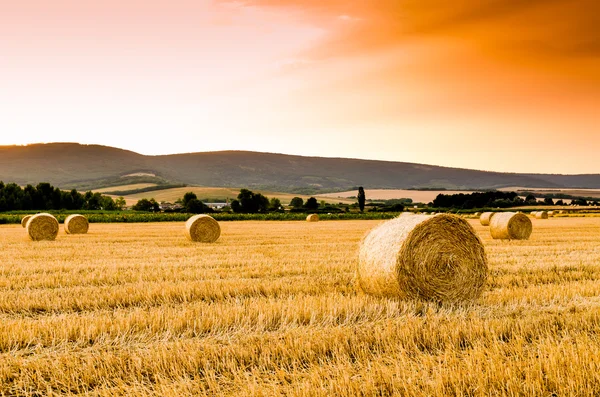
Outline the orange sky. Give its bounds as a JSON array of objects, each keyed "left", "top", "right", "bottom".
[{"left": 0, "top": 0, "right": 598, "bottom": 173}]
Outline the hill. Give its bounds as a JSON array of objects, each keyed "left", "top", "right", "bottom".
[{"left": 1, "top": 143, "right": 600, "bottom": 192}]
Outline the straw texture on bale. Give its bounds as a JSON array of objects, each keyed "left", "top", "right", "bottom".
[
  {"left": 21, "top": 215, "right": 32, "bottom": 228},
  {"left": 185, "top": 214, "right": 220, "bottom": 243},
  {"left": 479, "top": 212, "right": 495, "bottom": 226},
  {"left": 306, "top": 214, "right": 319, "bottom": 222},
  {"left": 535, "top": 211, "right": 549, "bottom": 219},
  {"left": 490, "top": 212, "right": 532, "bottom": 240},
  {"left": 357, "top": 214, "right": 488, "bottom": 303},
  {"left": 26, "top": 213, "right": 59, "bottom": 241},
  {"left": 64, "top": 214, "right": 89, "bottom": 234}
]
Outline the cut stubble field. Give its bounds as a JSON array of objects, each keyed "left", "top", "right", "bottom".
[{"left": 2, "top": 218, "right": 600, "bottom": 396}]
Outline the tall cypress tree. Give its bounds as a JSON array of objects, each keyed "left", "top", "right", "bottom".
[{"left": 358, "top": 187, "right": 366, "bottom": 212}]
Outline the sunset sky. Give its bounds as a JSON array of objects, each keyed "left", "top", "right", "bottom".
[{"left": 1, "top": 0, "right": 598, "bottom": 173}]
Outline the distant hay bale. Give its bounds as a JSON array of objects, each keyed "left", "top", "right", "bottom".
[
  {"left": 530, "top": 211, "right": 537, "bottom": 217},
  {"left": 64, "top": 214, "right": 89, "bottom": 234},
  {"left": 357, "top": 214, "right": 488, "bottom": 303},
  {"left": 21, "top": 215, "right": 32, "bottom": 228},
  {"left": 479, "top": 212, "right": 495, "bottom": 226},
  {"left": 26, "top": 213, "right": 59, "bottom": 241},
  {"left": 474, "top": 212, "right": 481, "bottom": 217},
  {"left": 547, "top": 211, "right": 554, "bottom": 217},
  {"left": 490, "top": 212, "right": 532, "bottom": 240},
  {"left": 306, "top": 214, "right": 319, "bottom": 222},
  {"left": 535, "top": 211, "right": 549, "bottom": 219},
  {"left": 185, "top": 214, "right": 220, "bottom": 243}
]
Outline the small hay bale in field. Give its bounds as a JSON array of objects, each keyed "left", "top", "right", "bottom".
[
  {"left": 490, "top": 212, "right": 532, "bottom": 240},
  {"left": 64, "top": 214, "right": 89, "bottom": 234},
  {"left": 21, "top": 215, "right": 33, "bottom": 228},
  {"left": 357, "top": 214, "right": 488, "bottom": 303},
  {"left": 479, "top": 212, "right": 495, "bottom": 226},
  {"left": 185, "top": 214, "right": 220, "bottom": 243},
  {"left": 535, "top": 211, "right": 549, "bottom": 219},
  {"left": 530, "top": 211, "right": 537, "bottom": 217},
  {"left": 26, "top": 213, "right": 59, "bottom": 241},
  {"left": 474, "top": 212, "right": 481, "bottom": 217},
  {"left": 306, "top": 214, "right": 319, "bottom": 222},
  {"left": 547, "top": 211, "right": 554, "bottom": 217}
]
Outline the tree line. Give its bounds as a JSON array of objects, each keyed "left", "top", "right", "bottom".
[
  {"left": 432, "top": 191, "right": 598, "bottom": 209},
  {"left": 0, "top": 181, "right": 125, "bottom": 212}
]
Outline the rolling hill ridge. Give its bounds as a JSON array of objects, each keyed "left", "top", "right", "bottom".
[{"left": 1, "top": 143, "right": 599, "bottom": 193}]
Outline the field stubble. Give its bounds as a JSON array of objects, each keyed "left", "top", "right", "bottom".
[{"left": 1, "top": 218, "right": 600, "bottom": 396}]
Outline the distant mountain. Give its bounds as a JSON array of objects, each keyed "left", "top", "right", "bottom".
[{"left": 1, "top": 143, "right": 599, "bottom": 192}]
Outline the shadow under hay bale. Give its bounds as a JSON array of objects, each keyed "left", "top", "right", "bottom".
[
  {"left": 26, "top": 213, "right": 59, "bottom": 241},
  {"left": 490, "top": 212, "right": 532, "bottom": 240},
  {"left": 185, "top": 214, "right": 220, "bottom": 243},
  {"left": 306, "top": 214, "right": 319, "bottom": 222},
  {"left": 357, "top": 214, "right": 488, "bottom": 304},
  {"left": 479, "top": 212, "right": 495, "bottom": 226},
  {"left": 64, "top": 214, "right": 89, "bottom": 234}
]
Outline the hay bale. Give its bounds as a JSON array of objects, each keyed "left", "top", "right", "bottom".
[
  {"left": 185, "top": 214, "right": 220, "bottom": 243},
  {"left": 21, "top": 215, "right": 32, "bottom": 228},
  {"left": 64, "top": 214, "right": 89, "bottom": 234},
  {"left": 490, "top": 212, "right": 532, "bottom": 240},
  {"left": 357, "top": 214, "right": 488, "bottom": 303},
  {"left": 535, "top": 211, "right": 549, "bottom": 219},
  {"left": 306, "top": 214, "right": 319, "bottom": 222},
  {"left": 474, "top": 212, "right": 481, "bottom": 217},
  {"left": 26, "top": 213, "right": 59, "bottom": 241},
  {"left": 547, "top": 211, "right": 554, "bottom": 217},
  {"left": 479, "top": 212, "right": 495, "bottom": 226},
  {"left": 530, "top": 211, "right": 537, "bottom": 217}
]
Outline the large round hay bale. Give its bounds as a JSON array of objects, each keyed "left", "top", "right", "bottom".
[
  {"left": 479, "top": 212, "right": 495, "bottom": 226},
  {"left": 357, "top": 214, "right": 488, "bottom": 303},
  {"left": 64, "top": 214, "right": 89, "bottom": 234},
  {"left": 26, "top": 213, "right": 59, "bottom": 241},
  {"left": 535, "top": 211, "right": 549, "bottom": 219},
  {"left": 21, "top": 215, "right": 33, "bottom": 228},
  {"left": 306, "top": 214, "right": 319, "bottom": 222},
  {"left": 185, "top": 214, "right": 220, "bottom": 243},
  {"left": 490, "top": 212, "right": 532, "bottom": 240}
]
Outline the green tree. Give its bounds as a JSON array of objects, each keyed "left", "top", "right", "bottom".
[
  {"left": 525, "top": 194, "right": 536, "bottom": 203},
  {"left": 304, "top": 197, "right": 319, "bottom": 210},
  {"left": 101, "top": 195, "right": 117, "bottom": 210},
  {"left": 230, "top": 199, "right": 242, "bottom": 213},
  {"left": 544, "top": 197, "right": 554, "bottom": 206},
  {"left": 269, "top": 197, "right": 282, "bottom": 211},
  {"left": 182, "top": 192, "right": 198, "bottom": 207},
  {"left": 132, "top": 198, "right": 160, "bottom": 212},
  {"left": 115, "top": 197, "right": 126, "bottom": 210},
  {"left": 290, "top": 197, "right": 304, "bottom": 208},
  {"left": 186, "top": 198, "right": 210, "bottom": 214},
  {"left": 236, "top": 189, "right": 269, "bottom": 213},
  {"left": 358, "top": 187, "right": 366, "bottom": 212}
]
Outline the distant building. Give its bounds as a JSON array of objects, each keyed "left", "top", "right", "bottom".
[{"left": 205, "top": 202, "right": 227, "bottom": 209}]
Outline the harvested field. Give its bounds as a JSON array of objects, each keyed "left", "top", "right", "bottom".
[{"left": 1, "top": 218, "right": 600, "bottom": 396}]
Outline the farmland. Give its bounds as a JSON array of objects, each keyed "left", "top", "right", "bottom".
[
  {"left": 95, "top": 186, "right": 357, "bottom": 207},
  {"left": 2, "top": 217, "right": 600, "bottom": 395}
]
